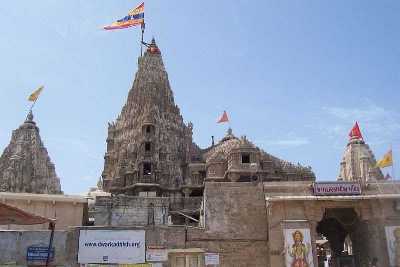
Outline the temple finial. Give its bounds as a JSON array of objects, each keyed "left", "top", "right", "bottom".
[
  {"left": 25, "top": 110, "right": 34, "bottom": 122},
  {"left": 147, "top": 37, "right": 160, "bottom": 54}
]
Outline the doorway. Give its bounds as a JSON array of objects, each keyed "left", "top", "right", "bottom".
[
  {"left": 169, "top": 253, "right": 205, "bottom": 267},
  {"left": 316, "top": 208, "right": 361, "bottom": 267}
]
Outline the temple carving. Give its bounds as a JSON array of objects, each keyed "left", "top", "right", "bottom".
[
  {"left": 0, "top": 111, "right": 62, "bottom": 194},
  {"left": 338, "top": 125, "right": 384, "bottom": 183},
  {"left": 101, "top": 38, "right": 315, "bottom": 201}
]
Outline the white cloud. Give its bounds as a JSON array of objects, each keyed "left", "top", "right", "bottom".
[
  {"left": 257, "top": 137, "right": 310, "bottom": 147},
  {"left": 323, "top": 105, "right": 388, "bottom": 121},
  {"left": 320, "top": 102, "right": 400, "bottom": 145}
]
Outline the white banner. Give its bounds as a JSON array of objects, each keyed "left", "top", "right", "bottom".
[
  {"left": 205, "top": 253, "right": 219, "bottom": 265},
  {"left": 78, "top": 230, "right": 145, "bottom": 264},
  {"left": 146, "top": 248, "right": 168, "bottom": 262}
]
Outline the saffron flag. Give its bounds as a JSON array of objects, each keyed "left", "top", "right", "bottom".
[
  {"left": 349, "top": 122, "right": 363, "bottom": 140},
  {"left": 28, "top": 85, "right": 44, "bottom": 102},
  {"left": 104, "top": 2, "right": 144, "bottom": 30},
  {"left": 217, "top": 111, "right": 229, "bottom": 123},
  {"left": 376, "top": 150, "right": 393, "bottom": 168}
]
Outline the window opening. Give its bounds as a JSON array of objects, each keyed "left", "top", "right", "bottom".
[
  {"left": 143, "top": 162, "right": 152, "bottom": 175},
  {"left": 241, "top": 153, "right": 250, "bottom": 163},
  {"left": 145, "top": 142, "right": 151, "bottom": 152}
]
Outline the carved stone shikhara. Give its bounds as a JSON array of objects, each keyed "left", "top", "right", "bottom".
[
  {"left": 101, "top": 39, "right": 200, "bottom": 195},
  {"left": 338, "top": 134, "right": 384, "bottom": 183},
  {"left": 101, "top": 39, "right": 315, "bottom": 198},
  {"left": 0, "top": 111, "right": 62, "bottom": 194}
]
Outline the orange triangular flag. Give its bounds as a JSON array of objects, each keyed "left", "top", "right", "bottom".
[{"left": 217, "top": 111, "right": 229, "bottom": 123}]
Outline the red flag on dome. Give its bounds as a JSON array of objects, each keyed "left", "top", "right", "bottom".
[
  {"left": 349, "top": 122, "right": 363, "bottom": 140},
  {"left": 217, "top": 111, "right": 229, "bottom": 123}
]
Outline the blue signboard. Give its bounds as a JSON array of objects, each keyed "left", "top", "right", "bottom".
[{"left": 26, "top": 246, "right": 55, "bottom": 261}]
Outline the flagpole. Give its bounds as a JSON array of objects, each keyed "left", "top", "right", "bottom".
[
  {"left": 29, "top": 99, "right": 38, "bottom": 112},
  {"left": 391, "top": 143, "right": 395, "bottom": 180},
  {"left": 140, "top": 22, "right": 145, "bottom": 57}
]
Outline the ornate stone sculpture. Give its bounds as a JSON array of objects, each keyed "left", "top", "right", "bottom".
[
  {"left": 338, "top": 132, "right": 384, "bottom": 183},
  {"left": 101, "top": 39, "right": 197, "bottom": 195},
  {"left": 0, "top": 111, "right": 62, "bottom": 194},
  {"left": 101, "top": 39, "right": 315, "bottom": 196}
]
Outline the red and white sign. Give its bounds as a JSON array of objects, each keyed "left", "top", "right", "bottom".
[{"left": 313, "top": 182, "right": 361, "bottom": 196}]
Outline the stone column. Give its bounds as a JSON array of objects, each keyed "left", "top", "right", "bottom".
[{"left": 309, "top": 220, "right": 319, "bottom": 267}]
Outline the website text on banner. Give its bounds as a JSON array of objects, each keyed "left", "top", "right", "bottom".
[{"left": 78, "top": 230, "right": 145, "bottom": 264}]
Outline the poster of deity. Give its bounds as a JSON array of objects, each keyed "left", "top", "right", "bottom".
[
  {"left": 385, "top": 226, "right": 400, "bottom": 267},
  {"left": 284, "top": 228, "right": 314, "bottom": 267}
]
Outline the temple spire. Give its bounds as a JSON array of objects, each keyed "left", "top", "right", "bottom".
[
  {"left": 338, "top": 123, "right": 384, "bottom": 183},
  {"left": 0, "top": 113, "right": 62, "bottom": 194},
  {"left": 102, "top": 38, "right": 194, "bottom": 194}
]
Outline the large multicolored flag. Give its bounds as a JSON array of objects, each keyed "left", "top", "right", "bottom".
[
  {"left": 28, "top": 85, "right": 44, "bottom": 102},
  {"left": 376, "top": 149, "right": 393, "bottom": 168},
  {"left": 104, "top": 2, "right": 144, "bottom": 30},
  {"left": 349, "top": 121, "right": 363, "bottom": 140},
  {"left": 217, "top": 111, "right": 229, "bottom": 123}
]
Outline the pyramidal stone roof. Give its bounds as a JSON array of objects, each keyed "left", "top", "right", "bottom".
[
  {"left": 102, "top": 39, "right": 197, "bottom": 192},
  {"left": 0, "top": 111, "right": 62, "bottom": 194}
]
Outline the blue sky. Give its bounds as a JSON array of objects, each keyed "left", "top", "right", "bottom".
[{"left": 0, "top": 1, "right": 399, "bottom": 194}]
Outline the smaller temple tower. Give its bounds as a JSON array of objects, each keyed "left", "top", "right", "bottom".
[
  {"left": 338, "top": 122, "right": 384, "bottom": 183},
  {"left": 0, "top": 111, "right": 62, "bottom": 194}
]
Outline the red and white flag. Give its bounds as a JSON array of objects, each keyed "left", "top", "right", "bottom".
[
  {"left": 217, "top": 111, "right": 229, "bottom": 123},
  {"left": 349, "top": 121, "right": 363, "bottom": 140}
]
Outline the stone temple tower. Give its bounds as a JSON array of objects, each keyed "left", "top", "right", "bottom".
[
  {"left": 102, "top": 39, "right": 198, "bottom": 196},
  {"left": 338, "top": 123, "right": 384, "bottom": 183},
  {"left": 0, "top": 111, "right": 62, "bottom": 194}
]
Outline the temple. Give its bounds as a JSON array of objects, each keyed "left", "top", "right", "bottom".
[
  {"left": 97, "top": 39, "right": 315, "bottom": 226},
  {"left": 338, "top": 124, "right": 384, "bottom": 183},
  {"left": 0, "top": 111, "right": 62, "bottom": 194},
  {"left": 1, "top": 38, "right": 400, "bottom": 267}
]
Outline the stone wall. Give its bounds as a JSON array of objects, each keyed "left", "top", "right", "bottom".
[
  {"left": 185, "top": 182, "right": 270, "bottom": 267},
  {"left": 266, "top": 197, "right": 399, "bottom": 267},
  {"left": 94, "top": 196, "right": 169, "bottom": 226},
  {"left": 0, "top": 230, "right": 68, "bottom": 266}
]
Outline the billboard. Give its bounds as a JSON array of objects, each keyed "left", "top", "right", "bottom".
[{"left": 78, "top": 230, "right": 145, "bottom": 264}]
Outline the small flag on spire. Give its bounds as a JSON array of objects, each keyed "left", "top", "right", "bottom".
[
  {"left": 104, "top": 2, "right": 144, "bottom": 30},
  {"left": 376, "top": 150, "right": 393, "bottom": 168},
  {"left": 28, "top": 85, "right": 44, "bottom": 102},
  {"left": 349, "top": 122, "right": 363, "bottom": 140},
  {"left": 217, "top": 111, "right": 229, "bottom": 123}
]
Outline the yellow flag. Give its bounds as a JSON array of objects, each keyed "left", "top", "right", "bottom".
[
  {"left": 28, "top": 85, "right": 44, "bottom": 102},
  {"left": 376, "top": 150, "right": 393, "bottom": 168}
]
